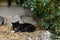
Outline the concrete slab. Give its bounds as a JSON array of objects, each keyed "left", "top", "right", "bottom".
[{"left": 0, "top": 5, "right": 32, "bottom": 17}]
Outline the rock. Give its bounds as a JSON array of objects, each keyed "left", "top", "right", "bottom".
[
  {"left": 0, "top": 16, "right": 4, "bottom": 25},
  {"left": 40, "top": 31, "right": 51, "bottom": 40},
  {"left": 21, "top": 16, "right": 37, "bottom": 25},
  {"left": 4, "top": 15, "right": 24, "bottom": 27}
]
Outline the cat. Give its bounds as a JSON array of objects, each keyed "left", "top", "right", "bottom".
[{"left": 12, "top": 21, "right": 36, "bottom": 32}]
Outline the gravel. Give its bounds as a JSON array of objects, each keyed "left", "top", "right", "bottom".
[{"left": 0, "top": 25, "right": 51, "bottom": 40}]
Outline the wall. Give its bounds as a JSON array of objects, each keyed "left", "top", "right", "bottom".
[
  {"left": 0, "top": 0, "right": 32, "bottom": 17},
  {"left": 0, "top": 6, "right": 32, "bottom": 17}
]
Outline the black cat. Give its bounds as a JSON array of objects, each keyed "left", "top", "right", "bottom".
[{"left": 12, "top": 21, "right": 36, "bottom": 32}]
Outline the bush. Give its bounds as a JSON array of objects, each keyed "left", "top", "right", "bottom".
[
  {"left": 21, "top": 0, "right": 60, "bottom": 36},
  {"left": 36, "top": 0, "right": 60, "bottom": 36}
]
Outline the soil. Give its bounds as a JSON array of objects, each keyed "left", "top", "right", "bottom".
[{"left": 0, "top": 25, "right": 51, "bottom": 40}]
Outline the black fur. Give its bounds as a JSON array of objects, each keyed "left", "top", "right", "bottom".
[{"left": 12, "top": 21, "right": 36, "bottom": 32}]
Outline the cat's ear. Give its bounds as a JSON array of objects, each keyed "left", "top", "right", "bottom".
[{"left": 12, "top": 22, "right": 14, "bottom": 24}]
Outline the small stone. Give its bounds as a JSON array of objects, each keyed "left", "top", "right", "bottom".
[
  {"left": 28, "top": 37, "right": 32, "bottom": 40},
  {"left": 0, "top": 16, "right": 4, "bottom": 25},
  {"left": 4, "top": 15, "right": 24, "bottom": 27}
]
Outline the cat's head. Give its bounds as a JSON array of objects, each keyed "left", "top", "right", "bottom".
[
  {"left": 12, "top": 21, "right": 19, "bottom": 32},
  {"left": 12, "top": 21, "right": 19, "bottom": 27}
]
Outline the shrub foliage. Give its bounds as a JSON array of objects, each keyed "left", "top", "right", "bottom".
[{"left": 20, "top": 0, "right": 60, "bottom": 36}]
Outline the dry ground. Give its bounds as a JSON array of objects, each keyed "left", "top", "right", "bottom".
[{"left": 0, "top": 25, "right": 44, "bottom": 40}]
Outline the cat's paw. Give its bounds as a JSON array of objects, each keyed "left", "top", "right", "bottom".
[{"left": 11, "top": 31, "right": 15, "bottom": 33}]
